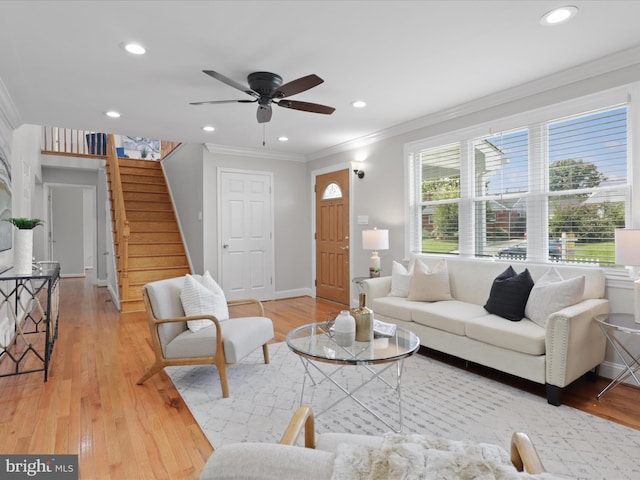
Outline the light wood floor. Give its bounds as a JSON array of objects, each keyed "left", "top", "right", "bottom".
[{"left": 0, "top": 274, "right": 638, "bottom": 479}]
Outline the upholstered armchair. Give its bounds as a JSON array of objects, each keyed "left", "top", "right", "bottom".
[
  {"left": 200, "top": 406, "right": 556, "bottom": 479},
  {"left": 136, "top": 275, "right": 274, "bottom": 398}
]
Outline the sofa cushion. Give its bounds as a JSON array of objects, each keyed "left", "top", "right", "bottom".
[
  {"left": 388, "top": 260, "right": 413, "bottom": 297},
  {"left": 484, "top": 266, "right": 534, "bottom": 321},
  {"left": 465, "top": 315, "right": 546, "bottom": 355},
  {"left": 412, "top": 301, "right": 489, "bottom": 336},
  {"left": 525, "top": 268, "right": 585, "bottom": 328},
  {"left": 371, "top": 296, "right": 414, "bottom": 322},
  {"left": 407, "top": 259, "right": 453, "bottom": 302}
]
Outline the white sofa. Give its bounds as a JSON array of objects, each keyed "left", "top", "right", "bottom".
[{"left": 363, "top": 255, "right": 609, "bottom": 406}]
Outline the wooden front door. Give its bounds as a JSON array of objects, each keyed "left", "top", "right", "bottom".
[{"left": 316, "top": 169, "right": 350, "bottom": 305}]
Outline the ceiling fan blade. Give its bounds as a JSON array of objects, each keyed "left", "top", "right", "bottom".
[
  {"left": 257, "top": 105, "right": 272, "bottom": 123},
  {"left": 203, "top": 70, "right": 258, "bottom": 98},
  {"left": 273, "top": 74, "right": 324, "bottom": 98},
  {"left": 190, "top": 99, "right": 257, "bottom": 105},
  {"left": 276, "top": 100, "right": 335, "bottom": 115}
]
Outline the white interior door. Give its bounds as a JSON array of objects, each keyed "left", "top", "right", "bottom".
[
  {"left": 49, "top": 186, "right": 85, "bottom": 277},
  {"left": 219, "top": 170, "right": 274, "bottom": 301}
]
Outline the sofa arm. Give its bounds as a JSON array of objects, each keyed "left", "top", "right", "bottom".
[
  {"left": 362, "top": 277, "right": 392, "bottom": 308},
  {"left": 545, "top": 298, "right": 609, "bottom": 389}
]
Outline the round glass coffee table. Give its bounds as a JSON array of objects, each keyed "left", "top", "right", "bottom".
[{"left": 286, "top": 321, "right": 420, "bottom": 432}]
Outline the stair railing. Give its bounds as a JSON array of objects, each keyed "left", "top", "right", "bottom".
[{"left": 105, "top": 134, "right": 130, "bottom": 300}]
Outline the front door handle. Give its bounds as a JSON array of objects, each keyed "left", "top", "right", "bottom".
[{"left": 340, "top": 245, "right": 349, "bottom": 250}]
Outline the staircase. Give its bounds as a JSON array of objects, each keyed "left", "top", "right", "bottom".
[{"left": 107, "top": 153, "right": 190, "bottom": 313}]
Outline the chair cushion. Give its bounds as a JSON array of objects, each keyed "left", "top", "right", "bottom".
[
  {"left": 165, "top": 316, "right": 273, "bottom": 363},
  {"left": 222, "top": 316, "right": 274, "bottom": 364},
  {"left": 199, "top": 443, "right": 335, "bottom": 480}
]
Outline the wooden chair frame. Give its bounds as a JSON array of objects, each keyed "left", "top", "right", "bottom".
[
  {"left": 279, "top": 406, "right": 547, "bottom": 475},
  {"left": 136, "top": 288, "right": 270, "bottom": 398}
]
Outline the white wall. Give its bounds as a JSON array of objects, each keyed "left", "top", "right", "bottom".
[
  {"left": 202, "top": 149, "right": 310, "bottom": 298},
  {"left": 161, "top": 143, "right": 204, "bottom": 272},
  {"left": 163, "top": 144, "right": 311, "bottom": 298}
]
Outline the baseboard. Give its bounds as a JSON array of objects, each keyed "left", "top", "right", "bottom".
[
  {"left": 274, "top": 287, "right": 313, "bottom": 300},
  {"left": 598, "top": 359, "right": 637, "bottom": 385}
]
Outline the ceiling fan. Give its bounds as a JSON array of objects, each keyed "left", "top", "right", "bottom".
[{"left": 190, "top": 70, "right": 336, "bottom": 123}]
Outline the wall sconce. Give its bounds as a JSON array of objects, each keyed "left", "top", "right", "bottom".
[{"left": 353, "top": 161, "right": 365, "bottom": 179}]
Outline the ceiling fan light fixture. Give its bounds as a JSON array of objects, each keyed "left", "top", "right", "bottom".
[
  {"left": 105, "top": 110, "right": 120, "bottom": 118},
  {"left": 122, "top": 42, "right": 146, "bottom": 55},
  {"left": 202, "top": 125, "right": 215, "bottom": 132},
  {"left": 540, "top": 6, "right": 578, "bottom": 26},
  {"left": 352, "top": 100, "right": 367, "bottom": 108}
]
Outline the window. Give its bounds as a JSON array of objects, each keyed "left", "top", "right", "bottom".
[
  {"left": 322, "top": 182, "right": 342, "bottom": 199},
  {"left": 408, "top": 102, "right": 630, "bottom": 266}
]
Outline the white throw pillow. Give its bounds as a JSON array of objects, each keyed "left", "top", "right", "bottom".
[
  {"left": 407, "top": 259, "right": 453, "bottom": 302},
  {"left": 180, "top": 274, "right": 229, "bottom": 333},
  {"left": 201, "top": 271, "right": 229, "bottom": 320},
  {"left": 388, "top": 261, "right": 414, "bottom": 297},
  {"left": 525, "top": 268, "right": 585, "bottom": 328}
]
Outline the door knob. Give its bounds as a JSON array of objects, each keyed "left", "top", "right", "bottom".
[
  {"left": 340, "top": 245, "right": 349, "bottom": 250},
  {"left": 223, "top": 244, "right": 229, "bottom": 249}
]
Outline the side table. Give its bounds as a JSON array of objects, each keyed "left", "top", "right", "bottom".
[{"left": 594, "top": 313, "right": 640, "bottom": 399}]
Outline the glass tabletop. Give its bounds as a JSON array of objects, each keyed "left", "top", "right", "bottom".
[
  {"left": 286, "top": 321, "right": 420, "bottom": 365},
  {"left": 594, "top": 313, "right": 640, "bottom": 335}
]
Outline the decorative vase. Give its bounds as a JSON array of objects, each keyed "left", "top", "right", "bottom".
[
  {"left": 14, "top": 229, "right": 34, "bottom": 275},
  {"left": 352, "top": 293, "right": 373, "bottom": 342},
  {"left": 333, "top": 310, "right": 356, "bottom": 347}
]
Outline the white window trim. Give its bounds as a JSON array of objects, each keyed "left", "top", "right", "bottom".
[{"left": 404, "top": 84, "right": 636, "bottom": 271}]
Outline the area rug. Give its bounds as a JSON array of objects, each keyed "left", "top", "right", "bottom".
[{"left": 167, "top": 342, "right": 640, "bottom": 479}]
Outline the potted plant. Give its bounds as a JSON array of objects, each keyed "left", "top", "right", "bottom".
[{"left": 3, "top": 217, "right": 44, "bottom": 274}]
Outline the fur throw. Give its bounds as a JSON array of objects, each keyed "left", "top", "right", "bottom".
[{"left": 331, "top": 433, "right": 563, "bottom": 480}]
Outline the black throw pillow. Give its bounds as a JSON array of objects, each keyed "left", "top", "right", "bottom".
[{"left": 484, "top": 266, "right": 534, "bottom": 321}]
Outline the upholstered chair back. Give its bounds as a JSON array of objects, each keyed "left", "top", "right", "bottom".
[{"left": 145, "top": 275, "right": 202, "bottom": 354}]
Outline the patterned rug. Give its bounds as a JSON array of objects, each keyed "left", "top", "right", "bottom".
[{"left": 167, "top": 342, "right": 640, "bottom": 479}]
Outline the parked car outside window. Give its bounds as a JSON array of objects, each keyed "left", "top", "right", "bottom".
[{"left": 497, "top": 240, "right": 562, "bottom": 259}]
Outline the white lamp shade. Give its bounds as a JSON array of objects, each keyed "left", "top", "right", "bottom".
[
  {"left": 362, "top": 228, "right": 389, "bottom": 251},
  {"left": 615, "top": 229, "right": 640, "bottom": 266}
]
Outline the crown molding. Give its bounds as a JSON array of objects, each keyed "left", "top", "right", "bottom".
[
  {"left": 307, "top": 44, "right": 640, "bottom": 162},
  {"left": 205, "top": 142, "right": 305, "bottom": 162}
]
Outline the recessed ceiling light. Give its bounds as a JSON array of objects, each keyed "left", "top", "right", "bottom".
[
  {"left": 122, "top": 42, "right": 146, "bottom": 55},
  {"left": 351, "top": 100, "right": 367, "bottom": 108},
  {"left": 277, "top": 136, "right": 288, "bottom": 142},
  {"left": 202, "top": 126, "right": 215, "bottom": 132},
  {"left": 106, "top": 111, "right": 120, "bottom": 118},
  {"left": 540, "top": 6, "right": 578, "bottom": 26}
]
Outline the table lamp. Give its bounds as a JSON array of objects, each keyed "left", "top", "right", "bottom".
[
  {"left": 615, "top": 228, "right": 640, "bottom": 323},
  {"left": 362, "top": 228, "right": 389, "bottom": 277}
]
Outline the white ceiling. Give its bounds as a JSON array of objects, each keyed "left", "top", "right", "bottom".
[{"left": 2, "top": 1, "right": 640, "bottom": 159}]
